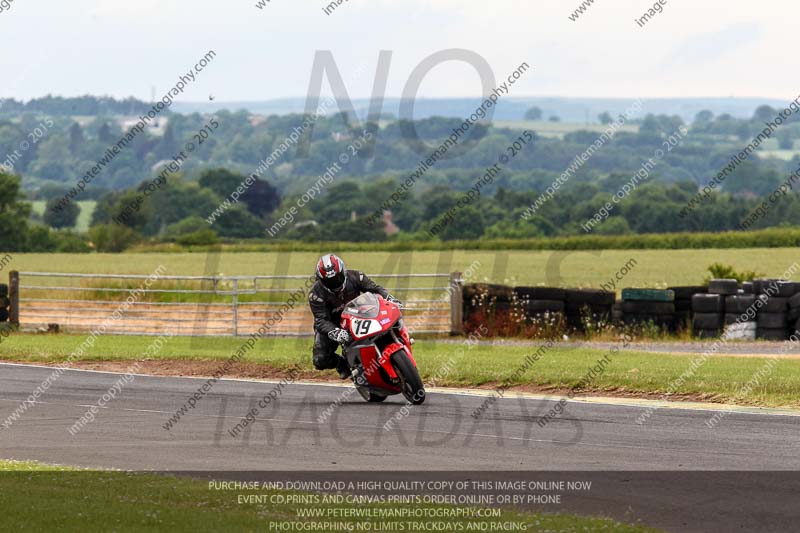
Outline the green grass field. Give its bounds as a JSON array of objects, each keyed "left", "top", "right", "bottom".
[
  {"left": 30, "top": 200, "right": 96, "bottom": 232},
  {"left": 2, "top": 334, "right": 798, "bottom": 407},
  {"left": 0, "top": 460, "right": 659, "bottom": 532},
  {"left": 6, "top": 248, "right": 800, "bottom": 291}
]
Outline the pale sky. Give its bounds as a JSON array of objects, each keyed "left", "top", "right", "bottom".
[{"left": 0, "top": 0, "right": 795, "bottom": 103}]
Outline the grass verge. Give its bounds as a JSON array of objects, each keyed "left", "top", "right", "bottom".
[
  {"left": 1, "top": 333, "right": 799, "bottom": 407},
  {"left": 0, "top": 460, "right": 659, "bottom": 532}
]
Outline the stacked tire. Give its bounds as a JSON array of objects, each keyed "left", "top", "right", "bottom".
[
  {"left": 723, "top": 292, "right": 757, "bottom": 340},
  {"left": 621, "top": 289, "right": 676, "bottom": 330},
  {"left": 752, "top": 279, "right": 795, "bottom": 341},
  {"left": 669, "top": 285, "right": 707, "bottom": 330},
  {"left": 463, "top": 283, "right": 513, "bottom": 314},
  {"left": 789, "top": 289, "right": 800, "bottom": 339},
  {"left": 691, "top": 292, "right": 724, "bottom": 338},
  {"left": 563, "top": 289, "right": 615, "bottom": 330},
  {"left": 611, "top": 300, "right": 623, "bottom": 325},
  {"left": 513, "top": 287, "right": 565, "bottom": 321},
  {"left": 704, "top": 278, "right": 753, "bottom": 340},
  {"left": 0, "top": 283, "right": 8, "bottom": 323}
]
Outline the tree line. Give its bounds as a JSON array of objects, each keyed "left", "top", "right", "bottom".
[{"left": 0, "top": 100, "right": 798, "bottom": 250}]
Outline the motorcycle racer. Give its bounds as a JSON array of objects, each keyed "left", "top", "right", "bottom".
[{"left": 308, "top": 254, "right": 402, "bottom": 378}]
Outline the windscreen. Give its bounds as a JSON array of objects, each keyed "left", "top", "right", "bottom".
[{"left": 343, "top": 293, "right": 381, "bottom": 319}]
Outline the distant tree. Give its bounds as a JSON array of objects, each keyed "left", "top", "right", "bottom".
[
  {"left": 595, "top": 217, "right": 632, "bottom": 235},
  {"left": 725, "top": 164, "right": 782, "bottom": 197},
  {"left": 0, "top": 98, "right": 24, "bottom": 114},
  {"left": 110, "top": 189, "right": 154, "bottom": 230},
  {"left": 314, "top": 181, "right": 372, "bottom": 223},
  {"left": 548, "top": 115, "right": 560, "bottom": 122},
  {"left": 88, "top": 223, "right": 140, "bottom": 252},
  {"left": 198, "top": 168, "right": 247, "bottom": 200},
  {"left": 7, "top": 103, "right": 800, "bottom": 243},
  {"left": 639, "top": 114, "right": 684, "bottom": 136},
  {"left": 777, "top": 130, "right": 794, "bottom": 150},
  {"left": 1, "top": 95, "right": 150, "bottom": 116},
  {"left": 564, "top": 130, "right": 600, "bottom": 144},
  {"left": 43, "top": 197, "right": 80, "bottom": 229},
  {"left": 197, "top": 167, "right": 280, "bottom": 218},
  {"left": 145, "top": 180, "right": 219, "bottom": 234},
  {"left": 436, "top": 205, "right": 485, "bottom": 241},
  {"left": 318, "top": 219, "right": 385, "bottom": 242},
  {"left": 598, "top": 112, "right": 613, "bottom": 125},
  {"left": 98, "top": 122, "right": 113, "bottom": 143},
  {"left": 418, "top": 186, "right": 458, "bottom": 226},
  {"left": 30, "top": 134, "right": 73, "bottom": 181},
  {"left": 693, "top": 110, "right": 714, "bottom": 125},
  {"left": 524, "top": 107, "right": 543, "bottom": 121},
  {"left": 164, "top": 217, "right": 219, "bottom": 245},
  {"left": 90, "top": 190, "right": 120, "bottom": 226},
  {"left": 34, "top": 183, "right": 70, "bottom": 200},
  {"left": 156, "top": 122, "right": 179, "bottom": 160},
  {"left": 363, "top": 178, "right": 421, "bottom": 231},
  {"left": 164, "top": 216, "right": 210, "bottom": 238},
  {"left": 29, "top": 160, "right": 71, "bottom": 182},
  {"left": 753, "top": 105, "right": 777, "bottom": 123},
  {"left": 736, "top": 122, "right": 753, "bottom": 141},
  {"left": 639, "top": 114, "right": 660, "bottom": 134},
  {"left": 241, "top": 178, "right": 280, "bottom": 217},
  {"left": 68, "top": 123, "right": 85, "bottom": 154},
  {"left": 214, "top": 206, "right": 263, "bottom": 238},
  {"left": 0, "top": 171, "right": 31, "bottom": 250},
  {"left": 25, "top": 225, "right": 57, "bottom": 252}
]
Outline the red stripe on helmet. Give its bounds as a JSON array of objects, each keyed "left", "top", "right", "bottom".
[{"left": 317, "top": 254, "right": 344, "bottom": 279}]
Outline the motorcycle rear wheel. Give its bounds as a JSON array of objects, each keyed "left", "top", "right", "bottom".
[{"left": 391, "top": 351, "right": 425, "bottom": 405}]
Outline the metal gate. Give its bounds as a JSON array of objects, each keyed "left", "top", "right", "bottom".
[{"left": 9, "top": 271, "right": 463, "bottom": 337}]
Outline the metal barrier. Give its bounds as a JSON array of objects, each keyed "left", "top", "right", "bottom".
[{"left": 11, "top": 271, "right": 463, "bottom": 337}]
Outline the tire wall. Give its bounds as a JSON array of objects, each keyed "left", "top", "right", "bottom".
[{"left": 463, "top": 279, "right": 800, "bottom": 339}]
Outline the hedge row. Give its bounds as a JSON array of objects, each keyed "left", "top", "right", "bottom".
[{"left": 130, "top": 227, "right": 800, "bottom": 253}]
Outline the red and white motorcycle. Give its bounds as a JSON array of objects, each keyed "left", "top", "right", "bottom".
[{"left": 339, "top": 293, "right": 425, "bottom": 405}]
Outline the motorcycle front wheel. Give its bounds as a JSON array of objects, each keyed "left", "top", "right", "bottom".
[{"left": 391, "top": 350, "right": 425, "bottom": 405}]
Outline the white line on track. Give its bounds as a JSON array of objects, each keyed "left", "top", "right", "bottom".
[
  {"left": 1, "top": 365, "right": 796, "bottom": 459},
  {"left": 0, "top": 395, "right": 782, "bottom": 461},
  {"left": 2, "top": 361, "right": 799, "bottom": 418}
]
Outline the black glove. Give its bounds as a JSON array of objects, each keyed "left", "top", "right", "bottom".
[
  {"left": 328, "top": 328, "right": 351, "bottom": 344},
  {"left": 386, "top": 295, "right": 403, "bottom": 308}
]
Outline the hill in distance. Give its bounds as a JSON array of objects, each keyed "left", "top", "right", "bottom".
[{"left": 172, "top": 96, "right": 787, "bottom": 123}]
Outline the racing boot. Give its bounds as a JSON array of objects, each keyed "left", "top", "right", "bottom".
[{"left": 335, "top": 356, "right": 350, "bottom": 380}]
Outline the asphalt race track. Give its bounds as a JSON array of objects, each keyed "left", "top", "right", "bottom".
[{"left": 2, "top": 362, "right": 799, "bottom": 532}]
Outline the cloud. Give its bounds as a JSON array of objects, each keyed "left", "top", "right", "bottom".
[
  {"left": 664, "top": 22, "right": 763, "bottom": 69},
  {"left": 0, "top": 0, "right": 793, "bottom": 101}
]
